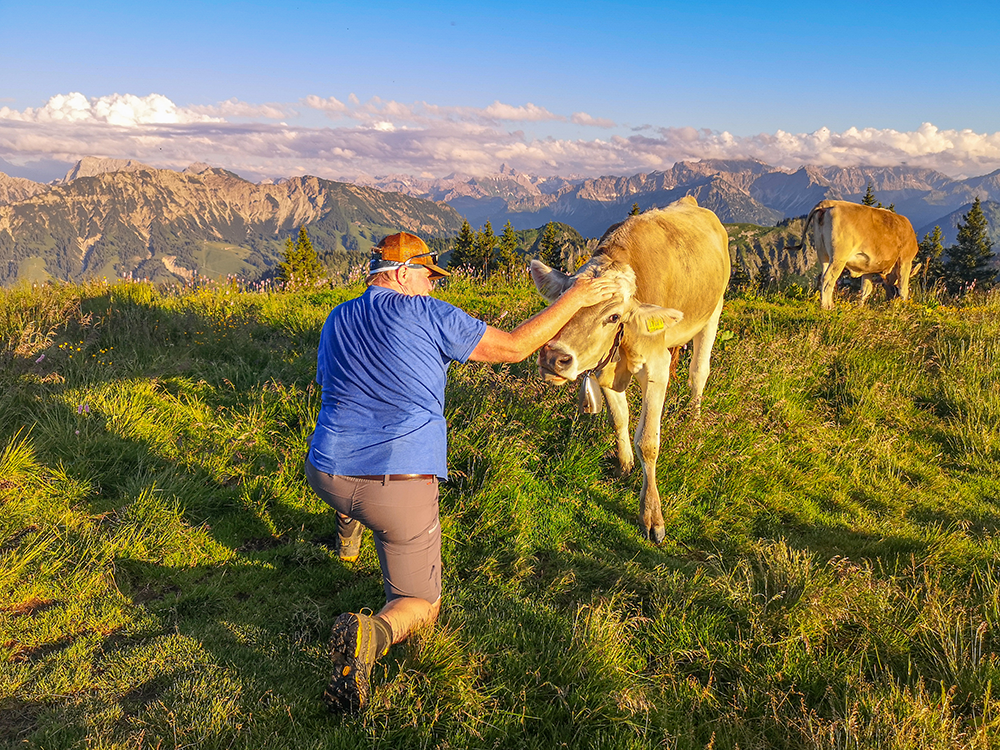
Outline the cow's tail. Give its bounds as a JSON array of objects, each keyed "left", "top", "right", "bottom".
[{"left": 788, "top": 204, "right": 824, "bottom": 252}]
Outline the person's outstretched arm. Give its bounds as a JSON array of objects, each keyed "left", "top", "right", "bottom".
[{"left": 468, "top": 276, "right": 615, "bottom": 363}]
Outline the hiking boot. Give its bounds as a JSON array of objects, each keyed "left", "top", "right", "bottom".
[
  {"left": 336, "top": 514, "right": 363, "bottom": 562},
  {"left": 324, "top": 611, "right": 382, "bottom": 714}
]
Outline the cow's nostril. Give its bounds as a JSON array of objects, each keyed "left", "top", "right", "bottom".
[{"left": 555, "top": 354, "right": 573, "bottom": 370}]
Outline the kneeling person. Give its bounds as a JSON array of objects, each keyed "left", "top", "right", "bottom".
[{"left": 305, "top": 231, "right": 613, "bottom": 713}]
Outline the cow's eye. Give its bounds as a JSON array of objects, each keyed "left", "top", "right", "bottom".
[{"left": 607, "top": 314, "right": 621, "bottom": 325}]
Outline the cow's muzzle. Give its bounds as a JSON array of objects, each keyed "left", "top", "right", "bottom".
[{"left": 537, "top": 343, "right": 577, "bottom": 384}]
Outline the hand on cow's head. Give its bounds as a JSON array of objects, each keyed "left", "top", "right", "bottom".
[
  {"left": 561, "top": 274, "right": 619, "bottom": 310},
  {"left": 535, "top": 259, "right": 649, "bottom": 383},
  {"left": 531, "top": 257, "right": 634, "bottom": 306}
]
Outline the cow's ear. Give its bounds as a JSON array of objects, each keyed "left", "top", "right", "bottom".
[
  {"left": 628, "top": 304, "right": 684, "bottom": 338},
  {"left": 530, "top": 259, "right": 573, "bottom": 302}
]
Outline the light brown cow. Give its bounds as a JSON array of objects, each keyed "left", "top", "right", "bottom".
[
  {"left": 799, "top": 200, "right": 920, "bottom": 310},
  {"left": 531, "top": 196, "right": 730, "bottom": 543}
]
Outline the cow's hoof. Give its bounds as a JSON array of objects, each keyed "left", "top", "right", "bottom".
[
  {"left": 614, "top": 461, "right": 633, "bottom": 478},
  {"left": 642, "top": 526, "right": 667, "bottom": 545}
]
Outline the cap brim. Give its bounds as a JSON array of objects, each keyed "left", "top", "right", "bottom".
[{"left": 426, "top": 263, "right": 450, "bottom": 279}]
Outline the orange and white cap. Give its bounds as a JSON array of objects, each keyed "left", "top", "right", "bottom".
[{"left": 369, "top": 232, "right": 450, "bottom": 279}]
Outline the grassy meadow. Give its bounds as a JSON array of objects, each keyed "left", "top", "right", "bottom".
[{"left": 3, "top": 272, "right": 1000, "bottom": 749}]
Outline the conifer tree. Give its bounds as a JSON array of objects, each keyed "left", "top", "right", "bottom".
[
  {"left": 861, "top": 182, "right": 877, "bottom": 206},
  {"left": 861, "top": 181, "right": 895, "bottom": 211},
  {"left": 944, "top": 197, "right": 995, "bottom": 290},
  {"left": 474, "top": 220, "right": 497, "bottom": 276},
  {"left": 538, "top": 222, "right": 563, "bottom": 270},
  {"left": 449, "top": 220, "right": 475, "bottom": 269},
  {"left": 497, "top": 220, "right": 520, "bottom": 272},
  {"left": 918, "top": 225, "right": 947, "bottom": 283},
  {"left": 629, "top": 202, "right": 641, "bottom": 216},
  {"left": 278, "top": 227, "right": 324, "bottom": 288}
]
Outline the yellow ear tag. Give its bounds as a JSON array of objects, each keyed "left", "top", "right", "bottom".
[{"left": 645, "top": 318, "right": 665, "bottom": 333}]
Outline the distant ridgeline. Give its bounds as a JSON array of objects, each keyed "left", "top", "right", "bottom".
[
  {"left": 0, "top": 160, "right": 465, "bottom": 286},
  {"left": 1, "top": 157, "right": 999, "bottom": 286}
]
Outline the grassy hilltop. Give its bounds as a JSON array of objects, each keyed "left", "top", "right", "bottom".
[{"left": 3, "top": 275, "right": 1000, "bottom": 749}]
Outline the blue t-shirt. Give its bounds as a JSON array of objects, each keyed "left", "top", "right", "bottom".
[{"left": 308, "top": 285, "right": 487, "bottom": 479}]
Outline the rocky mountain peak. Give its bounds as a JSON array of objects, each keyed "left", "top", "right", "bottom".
[
  {"left": 183, "top": 162, "right": 213, "bottom": 175},
  {"left": 61, "top": 157, "right": 154, "bottom": 183},
  {"left": 0, "top": 172, "right": 48, "bottom": 206}
]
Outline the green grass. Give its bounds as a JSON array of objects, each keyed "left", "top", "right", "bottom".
[
  {"left": 191, "top": 242, "right": 258, "bottom": 279},
  {"left": 3, "top": 275, "right": 1000, "bottom": 749}
]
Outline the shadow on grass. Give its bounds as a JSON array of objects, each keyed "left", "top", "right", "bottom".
[
  {"left": 7, "top": 285, "right": 1000, "bottom": 747},
  {"left": 1, "top": 290, "right": 385, "bottom": 742}
]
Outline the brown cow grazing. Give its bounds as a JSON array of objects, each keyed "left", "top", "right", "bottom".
[
  {"left": 531, "top": 196, "right": 730, "bottom": 543},
  {"left": 797, "top": 200, "right": 920, "bottom": 310}
]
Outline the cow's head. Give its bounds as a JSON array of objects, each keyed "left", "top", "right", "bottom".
[{"left": 530, "top": 256, "right": 684, "bottom": 385}]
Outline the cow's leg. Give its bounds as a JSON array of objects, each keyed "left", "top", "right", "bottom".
[
  {"left": 859, "top": 274, "right": 878, "bottom": 305},
  {"left": 634, "top": 363, "right": 670, "bottom": 544},
  {"left": 820, "top": 259, "right": 848, "bottom": 310},
  {"left": 604, "top": 387, "right": 633, "bottom": 475},
  {"left": 688, "top": 297, "right": 724, "bottom": 419},
  {"left": 817, "top": 258, "right": 831, "bottom": 292},
  {"left": 897, "top": 259, "right": 914, "bottom": 302}
]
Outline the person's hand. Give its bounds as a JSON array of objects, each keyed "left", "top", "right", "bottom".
[{"left": 561, "top": 275, "right": 618, "bottom": 308}]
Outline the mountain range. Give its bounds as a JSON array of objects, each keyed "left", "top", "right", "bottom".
[
  {"left": 360, "top": 161, "right": 1000, "bottom": 242},
  {"left": 0, "top": 158, "right": 464, "bottom": 285},
  {"left": 1, "top": 156, "right": 998, "bottom": 286}
]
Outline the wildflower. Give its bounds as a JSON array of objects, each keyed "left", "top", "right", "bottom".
[
  {"left": 77, "top": 403, "right": 90, "bottom": 414},
  {"left": 35, "top": 353, "right": 46, "bottom": 363}
]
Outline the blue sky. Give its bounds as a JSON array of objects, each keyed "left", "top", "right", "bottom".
[{"left": 2, "top": 0, "right": 999, "bottom": 182}]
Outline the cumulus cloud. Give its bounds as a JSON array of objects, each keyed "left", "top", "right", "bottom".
[
  {"left": 627, "top": 124, "right": 1000, "bottom": 176},
  {"left": 302, "top": 95, "right": 348, "bottom": 114},
  {"left": 3, "top": 92, "right": 1000, "bottom": 182},
  {"left": 0, "top": 92, "right": 220, "bottom": 127}
]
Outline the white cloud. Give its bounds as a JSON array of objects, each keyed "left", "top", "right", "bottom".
[
  {"left": 189, "top": 98, "right": 289, "bottom": 120},
  {"left": 3, "top": 93, "right": 1000, "bottom": 182},
  {"left": 302, "top": 95, "right": 348, "bottom": 115},
  {"left": 480, "top": 101, "right": 559, "bottom": 122},
  {"left": 302, "top": 95, "right": 562, "bottom": 127},
  {"left": 572, "top": 112, "right": 616, "bottom": 128},
  {"left": 0, "top": 92, "right": 220, "bottom": 127}
]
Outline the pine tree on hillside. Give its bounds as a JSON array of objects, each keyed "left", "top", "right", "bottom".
[
  {"left": 918, "top": 225, "right": 947, "bottom": 283},
  {"left": 278, "top": 227, "right": 324, "bottom": 288},
  {"left": 629, "top": 202, "right": 641, "bottom": 216},
  {"left": 860, "top": 181, "right": 895, "bottom": 211},
  {"left": 474, "top": 220, "right": 497, "bottom": 276},
  {"left": 944, "top": 197, "right": 996, "bottom": 290},
  {"left": 861, "top": 182, "right": 877, "bottom": 206},
  {"left": 538, "top": 222, "right": 563, "bottom": 270},
  {"left": 498, "top": 220, "right": 520, "bottom": 272},
  {"left": 449, "top": 220, "right": 475, "bottom": 269}
]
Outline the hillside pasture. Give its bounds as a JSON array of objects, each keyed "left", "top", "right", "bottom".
[{"left": 3, "top": 276, "right": 1000, "bottom": 749}]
